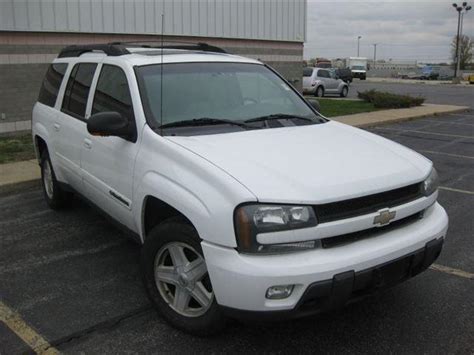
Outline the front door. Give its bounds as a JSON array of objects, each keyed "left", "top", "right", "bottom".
[{"left": 80, "top": 63, "right": 139, "bottom": 230}]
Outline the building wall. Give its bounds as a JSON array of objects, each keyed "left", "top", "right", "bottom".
[
  {"left": 0, "top": 0, "right": 307, "bottom": 42},
  {"left": 0, "top": 31, "right": 304, "bottom": 133}
]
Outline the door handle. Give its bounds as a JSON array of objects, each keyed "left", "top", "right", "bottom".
[
  {"left": 83, "top": 139, "right": 92, "bottom": 149},
  {"left": 53, "top": 123, "right": 60, "bottom": 132}
]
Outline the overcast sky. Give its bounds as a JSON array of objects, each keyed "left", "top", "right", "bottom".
[{"left": 304, "top": 0, "right": 474, "bottom": 63}]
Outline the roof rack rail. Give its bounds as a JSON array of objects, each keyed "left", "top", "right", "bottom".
[
  {"left": 109, "top": 41, "right": 227, "bottom": 54},
  {"left": 57, "top": 44, "right": 130, "bottom": 58},
  {"left": 57, "top": 41, "right": 227, "bottom": 58}
]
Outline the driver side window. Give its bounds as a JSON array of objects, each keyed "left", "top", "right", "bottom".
[{"left": 92, "top": 65, "right": 134, "bottom": 123}]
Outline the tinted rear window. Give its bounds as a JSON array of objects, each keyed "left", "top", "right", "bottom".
[
  {"left": 38, "top": 63, "right": 68, "bottom": 107},
  {"left": 303, "top": 68, "right": 314, "bottom": 77},
  {"left": 62, "top": 63, "right": 97, "bottom": 118}
]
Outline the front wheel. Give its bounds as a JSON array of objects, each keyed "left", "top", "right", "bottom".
[
  {"left": 340, "top": 86, "right": 349, "bottom": 97},
  {"left": 141, "top": 217, "right": 226, "bottom": 336}
]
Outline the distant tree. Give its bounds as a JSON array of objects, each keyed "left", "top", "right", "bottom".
[{"left": 451, "top": 35, "right": 473, "bottom": 70}]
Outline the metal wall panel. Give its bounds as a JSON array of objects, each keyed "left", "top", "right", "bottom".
[{"left": 0, "top": 0, "right": 306, "bottom": 42}]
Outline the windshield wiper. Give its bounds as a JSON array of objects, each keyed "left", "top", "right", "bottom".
[
  {"left": 244, "top": 114, "right": 315, "bottom": 124},
  {"left": 158, "top": 118, "right": 251, "bottom": 130}
]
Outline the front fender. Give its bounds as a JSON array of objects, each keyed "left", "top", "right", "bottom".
[{"left": 132, "top": 126, "right": 257, "bottom": 246}]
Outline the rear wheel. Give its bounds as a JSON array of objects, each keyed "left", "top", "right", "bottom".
[
  {"left": 315, "top": 86, "right": 324, "bottom": 97},
  {"left": 340, "top": 86, "right": 349, "bottom": 98},
  {"left": 40, "top": 150, "right": 72, "bottom": 209},
  {"left": 141, "top": 217, "right": 226, "bottom": 336}
]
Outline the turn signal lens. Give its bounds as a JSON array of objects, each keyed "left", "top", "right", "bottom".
[{"left": 422, "top": 168, "right": 439, "bottom": 196}]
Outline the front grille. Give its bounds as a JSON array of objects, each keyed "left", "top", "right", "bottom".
[
  {"left": 321, "top": 212, "right": 423, "bottom": 249},
  {"left": 313, "top": 183, "right": 423, "bottom": 223}
]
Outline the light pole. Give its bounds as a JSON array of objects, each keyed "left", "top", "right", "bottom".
[
  {"left": 372, "top": 43, "right": 378, "bottom": 64},
  {"left": 357, "top": 36, "right": 362, "bottom": 57},
  {"left": 452, "top": 2, "right": 471, "bottom": 78}
]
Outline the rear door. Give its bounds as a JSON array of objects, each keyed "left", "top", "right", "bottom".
[
  {"left": 80, "top": 63, "right": 139, "bottom": 230},
  {"left": 55, "top": 62, "right": 98, "bottom": 190},
  {"left": 34, "top": 63, "right": 69, "bottom": 181},
  {"left": 326, "top": 70, "right": 340, "bottom": 92}
]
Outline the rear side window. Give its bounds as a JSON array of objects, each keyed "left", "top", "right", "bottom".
[
  {"left": 303, "top": 68, "right": 314, "bottom": 77},
  {"left": 62, "top": 63, "right": 97, "bottom": 118},
  {"left": 92, "top": 65, "right": 134, "bottom": 122},
  {"left": 38, "top": 63, "right": 68, "bottom": 107}
]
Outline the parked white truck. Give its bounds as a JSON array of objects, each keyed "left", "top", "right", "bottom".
[{"left": 347, "top": 57, "right": 368, "bottom": 80}]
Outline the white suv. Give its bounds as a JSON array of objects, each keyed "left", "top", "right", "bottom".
[{"left": 32, "top": 42, "right": 448, "bottom": 335}]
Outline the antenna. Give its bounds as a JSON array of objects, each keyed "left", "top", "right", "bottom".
[{"left": 160, "top": 13, "right": 164, "bottom": 136}]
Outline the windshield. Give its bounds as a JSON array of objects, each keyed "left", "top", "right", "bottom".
[
  {"left": 136, "top": 62, "right": 321, "bottom": 134},
  {"left": 351, "top": 65, "right": 366, "bottom": 70}
]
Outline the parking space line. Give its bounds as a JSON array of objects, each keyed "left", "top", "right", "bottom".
[
  {"left": 0, "top": 301, "right": 59, "bottom": 355},
  {"left": 448, "top": 113, "right": 474, "bottom": 118},
  {"left": 374, "top": 127, "right": 473, "bottom": 139},
  {"left": 419, "top": 150, "right": 474, "bottom": 160},
  {"left": 430, "top": 264, "right": 474, "bottom": 280},
  {"left": 439, "top": 186, "right": 474, "bottom": 195},
  {"left": 423, "top": 120, "right": 474, "bottom": 126}
]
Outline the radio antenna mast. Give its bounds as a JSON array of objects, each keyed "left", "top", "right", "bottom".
[{"left": 160, "top": 13, "right": 164, "bottom": 136}]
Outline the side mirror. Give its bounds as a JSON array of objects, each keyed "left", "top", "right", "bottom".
[
  {"left": 307, "top": 98, "right": 320, "bottom": 112},
  {"left": 87, "top": 112, "right": 132, "bottom": 138}
]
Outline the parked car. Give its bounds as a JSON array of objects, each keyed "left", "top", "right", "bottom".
[
  {"left": 335, "top": 68, "right": 353, "bottom": 83},
  {"left": 468, "top": 73, "right": 474, "bottom": 84},
  {"left": 420, "top": 66, "right": 440, "bottom": 80},
  {"left": 406, "top": 71, "right": 422, "bottom": 80},
  {"left": 303, "top": 67, "right": 349, "bottom": 97},
  {"left": 33, "top": 43, "right": 448, "bottom": 336}
]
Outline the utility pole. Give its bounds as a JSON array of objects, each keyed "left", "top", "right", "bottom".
[
  {"left": 452, "top": 2, "right": 472, "bottom": 78},
  {"left": 357, "top": 36, "right": 362, "bottom": 57},
  {"left": 372, "top": 44, "right": 378, "bottom": 64}
]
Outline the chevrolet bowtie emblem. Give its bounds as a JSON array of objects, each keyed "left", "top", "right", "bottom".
[{"left": 373, "top": 209, "right": 396, "bottom": 226}]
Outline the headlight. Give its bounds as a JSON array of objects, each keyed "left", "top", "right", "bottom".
[
  {"left": 234, "top": 204, "right": 318, "bottom": 254},
  {"left": 422, "top": 168, "right": 439, "bottom": 196}
]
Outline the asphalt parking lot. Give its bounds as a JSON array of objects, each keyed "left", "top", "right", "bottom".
[{"left": 1, "top": 111, "right": 473, "bottom": 353}]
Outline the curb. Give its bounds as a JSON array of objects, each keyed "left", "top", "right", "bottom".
[
  {"left": 0, "top": 179, "right": 41, "bottom": 195},
  {"left": 332, "top": 105, "right": 470, "bottom": 128}
]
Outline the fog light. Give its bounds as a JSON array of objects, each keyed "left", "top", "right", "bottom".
[{"left": 266, "top": 285, "right": 294, "bottom": 299}]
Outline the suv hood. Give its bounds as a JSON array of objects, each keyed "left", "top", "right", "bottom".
[{"left": 167, "top": 121, "right": 431, "bottom": 204}]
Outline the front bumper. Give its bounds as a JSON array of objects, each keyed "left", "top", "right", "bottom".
[
  {"left": 222, "top": 237, "right": 443, "bottom": 320},
  {"left": 202, "top": 203, "right": 448, "bottom": 315},
  {"left": 352, "top": 72, "right": 366, "bottom": 79}
]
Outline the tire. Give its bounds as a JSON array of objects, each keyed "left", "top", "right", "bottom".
[
  {"left": 40, "top": 150, "right": 72, "bottom": 209},
  {"left": 315, "top": 86, "right": 324, "bottom": 97},
  {"left": 340, "top": 86, "right": 349, "bottom": 98},
  {"left": 141, "top": 217, "right": 226, "bottom": 336}
]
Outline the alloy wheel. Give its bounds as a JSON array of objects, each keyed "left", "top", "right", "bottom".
[
  {"left": 154, "top": 242, "right": 213, "bottom": 317},
  {"left": 43, "top": 160, "right": 54, "bottom": 199}
]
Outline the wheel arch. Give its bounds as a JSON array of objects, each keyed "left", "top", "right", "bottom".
[
  {"left": 34, "top": 135, "right": 48, "bottom": 162},
  {"left": 141, "top": 195, "right": 195, "bottom": 243}
]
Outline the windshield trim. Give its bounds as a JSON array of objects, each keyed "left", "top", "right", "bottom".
[{"left": 134, "top": 61, "right": 327, "bottom": 135}]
